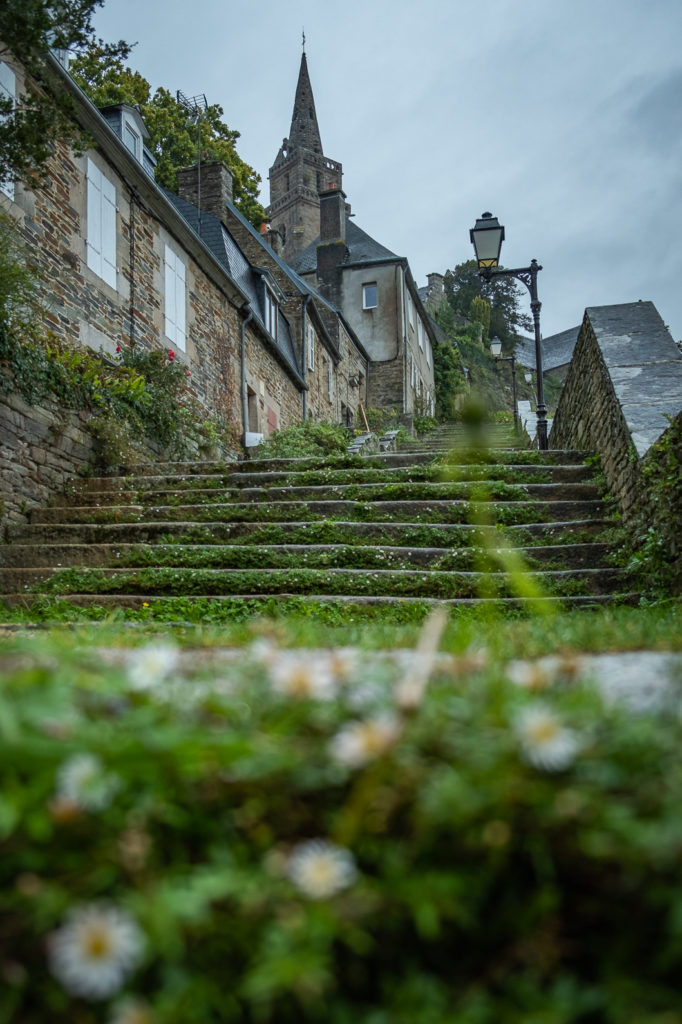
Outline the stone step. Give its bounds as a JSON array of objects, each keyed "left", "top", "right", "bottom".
[
  {"left": 62, "top": 480, "right": 603, "bottom": 508},
  {"left": 0, "top": 540, "right": 612, "bottom": 571},
  {"left": 77, "top": 461, "right": 597, "bottom": 492},
  {"left": 28, "top": 498, "right": 606, "bottom": 526},
  {"left": 4, "top": 565, "right": 628, "bottom": 600},
  {"left": 0, "top": 591, "right": 641, "bottom": 611}
]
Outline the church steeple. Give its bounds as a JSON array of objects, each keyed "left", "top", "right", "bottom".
[
  {"left": 288, "top": 53, "right": 323, "bottom": 154},
  {"left": 266, "top": 48, "right": 343, "bottom": 262}
]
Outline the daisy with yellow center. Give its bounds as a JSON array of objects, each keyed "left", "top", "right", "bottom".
[
  {"left": 329, "top": 713, "right": 402, "bottom": 768},
  {"left": 287, "top": 839, "right": 357, "bottom": 900},
  {"left": 48, "top": 903, "right": 144, "bottom": 1000},
  {"left": 514, "top": 703, "right": 581, "bottom": 772},
  {"left": 268, "top": 651, "right": 337, "bottom": 700}
]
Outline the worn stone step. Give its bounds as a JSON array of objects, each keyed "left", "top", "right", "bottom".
[
  {"left": 61, "top": 479, "right": 603, "bottom": 508},
  {"left": 0, "top": 591, "right": 641, "bottom": 611},
  {"left": 28, "top": 498, "right": 606, "bottom": 527},
  {"left": 7, "top": 565, "right": 628, "bottom": 600},
  {"left": 0, "top": 540, "right": 613, "bottom": 572},
  {"left": 4, "top": 517, "right": 612, "bottom": 549}
]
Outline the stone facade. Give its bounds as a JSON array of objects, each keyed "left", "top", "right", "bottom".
[{"left": 0, "top": 50, "right": 310, "bottom": 449}]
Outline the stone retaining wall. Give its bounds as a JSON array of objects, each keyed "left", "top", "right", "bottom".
[
  {"left": 549, "top": 301, "right": 682, "bottom": 519},
  {"left": 0, "top": 390, "right": 98, "bottom": 526},
  {"left": 549, "top": 301, "right": 682, "bottom": 588}
]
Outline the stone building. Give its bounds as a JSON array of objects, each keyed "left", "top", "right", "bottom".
[
  {"left": 0, "top": 48, "right": 369, "bottom": 442},
  {"left": 266, "top": 52, "right": 437, "bottom": 418}
]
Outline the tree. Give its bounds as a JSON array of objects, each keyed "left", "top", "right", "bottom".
[
  {"left": 444, "top": 260, "right": 532, "bottom": 350},
  {"left": 0, "top": 0, "right": 129, "bottom": 187},
  {"left": 469, "top": 295, "right": 490, "bottom": 341},
  {"left": 69, "top": 43, "right": 265, "bottom": 227}
]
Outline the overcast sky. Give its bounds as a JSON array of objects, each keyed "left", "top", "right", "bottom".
[{"left": 92, "top": 0, "right": 682, "bottom": 342}]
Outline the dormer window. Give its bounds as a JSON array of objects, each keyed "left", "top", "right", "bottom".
[
  {"left": 264, "top": 286, "right": 278, "bottom": 339},
  {"left": 123, "top": 123, "right": 140, "bottom": 160}
]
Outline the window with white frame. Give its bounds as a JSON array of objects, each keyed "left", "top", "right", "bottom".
[
  {"left": 362, "top": 282, "right": 378, "bottom": 309},
  {"left": 123, "top": 122, "right": 140, "bottom": 160},
  {"left": 0, "top": 62, "right": 16, "bottom": 200},
  {"left": 86, "top": 158, "right": 117, "bottom": 289},
  {"left": 407, "top": 292, "right": 415, "bottom": 329},
  {"left": 164, "top": 244, "right": 186, "bottom": 351},
  {"left": 264, "top": 287, "right": 278, "bottom": 339},
  {"left": 426, "top": 338, "right": 431, "bottom": 367},
  {"left": 418, "top": 319, "right": 424, "bottom": 350},
  {"left": 307, "top": 321, "right": 315, "bottom": 370}
]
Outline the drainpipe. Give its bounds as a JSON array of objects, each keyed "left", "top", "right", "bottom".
[
  {"left": 301, "top": 294, "right": 311, "bottom": 420},
  {"left": 401, "top": 268, "right": 408, "bottom": 413},
  {"left": 240, "top": 307, "right": 253, "bottom": 442}
]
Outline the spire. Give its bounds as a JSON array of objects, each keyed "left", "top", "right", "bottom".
[{"left": 288, "top": 52, "right": 322, "bottom": 154}]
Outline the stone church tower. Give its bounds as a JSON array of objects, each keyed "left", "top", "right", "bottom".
[{"left": 266, "top": 51, "right": 343, "bottom": 263}]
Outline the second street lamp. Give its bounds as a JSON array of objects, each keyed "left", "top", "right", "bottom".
[
  {"left": 490, "top": 336, "right": 518, "bottom": 432},
  {"left": 470, "top": 213, "right": 548, "bottom": 450}
]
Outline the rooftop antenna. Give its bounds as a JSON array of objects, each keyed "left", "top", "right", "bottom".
[
  {"left": 302, "top": 28, "right": 306, "bottom": 52},
  {"left": 176, "top": 90, "right": 208, "bottom": 231}
]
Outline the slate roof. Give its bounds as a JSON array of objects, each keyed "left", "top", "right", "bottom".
[
  {"left": 289, "top": 220, "right": 400, "bottom": 276},
  {"left": 162, "top": 189, "right": 302, "bottom": 380},
  {"left": 515, "top": 325, "right": 580, "bottom": 373}
]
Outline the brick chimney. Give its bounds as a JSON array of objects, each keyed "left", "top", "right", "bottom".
[
  {"left": 316, "top": 187, "right": 347, "bottom": 306},
  {"left": 177, "top": 161, "right": 234, "bottom": 223}
]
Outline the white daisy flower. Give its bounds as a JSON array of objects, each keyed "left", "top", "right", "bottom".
[
  {"left": 127, "top": 643, "right": 179, "bottom": 691},
  {"left": 108, "top": 996, "right": 154, "bottom": 1024},
  {"left": 329, "top": 713, "right": 402, "bottom": 768},
  {"left": 268, "top": 651, "right": 337, "bottom": 700},
  {"left": 56, "top": 753, "right": 120, "bottom": 812},
  {"left": 48, "top": 903, "right": 144, "bottom": 1000},
  {"left": 287, "top": 839, "right": 357, "bottom": 900},
  {"left": 515, "top": 704, "right": 581, "bottom": 772}
]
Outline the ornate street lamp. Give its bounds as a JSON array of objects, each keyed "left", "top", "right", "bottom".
[
  {"left": 489, "top": 336, "right": 518, "bottom": 431},
  {"left": 470, "top": 213, "right": 548, "bottom": 449}
]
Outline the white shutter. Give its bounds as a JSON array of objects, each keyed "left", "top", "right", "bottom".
[
  {"left": 86, "top": 158, "right": 117, "bottom": 288},
  {"left": 101, "top": 175, "right": 117, "bottom": 288},
  {"left": 0, "top": 62, "right": 16, "bottom": 199},
  {"left": 165, "top": 245, "right": 186, "bottom": 351},
  {"left": 86, "top": 162, "right": 103, "bottom": 277},
  {"left": 175, "top": 257, "right": 186, "bottom": 350}
]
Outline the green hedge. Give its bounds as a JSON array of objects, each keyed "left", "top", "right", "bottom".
[{"left": 2, "top": 627, "right": 682, "bottom": 1022}]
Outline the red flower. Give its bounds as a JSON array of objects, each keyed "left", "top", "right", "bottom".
[
  {"left": 186, "top": 370, "right": 192, "bottom": 376},
  {"left": 168, "top": 350, "right": 175, "bottom": 362},
  {"left": 115, "top": 345, "right": 121, "bottom": 353}
]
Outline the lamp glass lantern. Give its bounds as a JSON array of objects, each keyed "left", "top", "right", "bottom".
[
  {"left": 470, "top": 212, "right": 505, "bottom": 270},
  {"left": 490, "top": 337, "right": 502, "bottom": 358},
  {"left": 524, "top": 370, "right": 533, "bottom": 384}
]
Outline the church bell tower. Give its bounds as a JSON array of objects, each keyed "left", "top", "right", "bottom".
[{"left": 266, "top": 48, "right": 343, "bottom": 263}]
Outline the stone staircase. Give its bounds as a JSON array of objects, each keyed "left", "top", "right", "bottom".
[{"left": 0, "top": 423, "right": 636, "bottom": 613}]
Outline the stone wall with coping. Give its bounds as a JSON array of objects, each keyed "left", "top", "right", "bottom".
[
  {"left": 549, "top": 301, "right": 682, "bottom": 523},
  {"left": 1, "top": 389, "right": 99, "bottom": 526}
]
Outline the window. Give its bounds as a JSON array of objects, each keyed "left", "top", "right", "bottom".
[
  {"left": 86, "top": 159, "right": 117, "bottom": 288},
  {"left": 307, "top": 321, "right": 315, "bottom": 370},
  {"left": 418, "top": 319, "right": 424, "bottom": 350},
  {"left": 164, "top": 245, "right": 186, "bottom": 351},
  {"left": 264, "top": 287, "right": 278, "bottom": 339},
  {"left": 0, "top": 62, "right": 16, "bottom": 199},
  {"left": 328, "top": 359, "right": 334, "bottom": 401},
  {"left": 362, "top": 282, "right": 378, "bottom": 309},
  {"left": 426, "top": 338, "right": 431, "bottom": 368},
  {"left": 123, "top": 123, "right": 140, "bottom": 159},
  {"left": 407, "top": 292, "right": 415, "bottom": 329}
]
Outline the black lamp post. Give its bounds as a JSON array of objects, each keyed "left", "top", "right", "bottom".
[
  {"left": 490, "top": 336, "right": 518, "bottom": 432},
  {"left": 470, "top": 213, "right": 548, "bottom": 450}
]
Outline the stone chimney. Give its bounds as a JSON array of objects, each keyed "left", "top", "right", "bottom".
[
  {"left": 319, "top": 186, "right": 347, "bottom": 244},
  {"left": 316, "top": 187, "right": 347, "bottom": 307},
  {"left": 177, "top": 161, "right": 234, "bottom": 223},
  {"left": 259, "top": 221, "right": 284, "bottom": 256}
]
